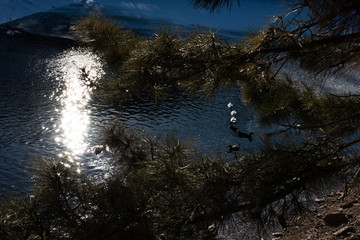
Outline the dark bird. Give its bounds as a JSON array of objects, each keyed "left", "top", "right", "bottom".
[
  {"left": 229, "top": 122, "right": 237, "bottom": 131},
  {"left": 228, "top": 144, "right": 240, "bottom": 152},
  {"left": 236, "top": 130, "right": 254, "bottom": 141}
]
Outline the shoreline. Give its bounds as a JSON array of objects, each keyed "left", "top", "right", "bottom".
[{"left": 279, "top": 180, "right": 360, "bottom": 240}]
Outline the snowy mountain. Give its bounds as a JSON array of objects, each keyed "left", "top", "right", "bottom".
[
  {"left": 0, "top": 0, "right": 282, "bottom": 32},
  {"left": 0, "top": 0, "right": 78, "bottom": 23},
  {"left": 0, "top": 0, "right": 246, "bottom": 41}
]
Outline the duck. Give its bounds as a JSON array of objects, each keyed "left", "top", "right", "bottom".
[
  {"left": 230, "top": 116, "right": 237, "bottom": 124},
  {"left": 227, "top": 102, "right": 233, "bottom": 109},
  {"left": 229, "top": 122, "right": 238, "bottom": 131},
  {"left": 228, "top": 144, "right": 240, "bottom": 152},
  {"left": 236, "top": 130, "right": 254, "bottom": 141},
  {"left": 231, "top": 110, "right": 237, "bottom": 116},
  {"left": 93, "top": 145, "right": 105, "bottom": 155}
]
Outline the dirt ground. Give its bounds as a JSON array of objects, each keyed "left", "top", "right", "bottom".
[{"left": 278, "top": 181, "right": 360, "bottom": 240}]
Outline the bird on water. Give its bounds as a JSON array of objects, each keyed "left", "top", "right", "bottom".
[
  {"left": 228, "top": 144, "right": 240, "bottom": 152},
  {"left": 236, "top": 130, "right": 254, "bottom": 141}
]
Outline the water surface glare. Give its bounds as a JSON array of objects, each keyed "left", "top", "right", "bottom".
[{"left": 46, "top": 48, "right": 105, "bottom": 171}]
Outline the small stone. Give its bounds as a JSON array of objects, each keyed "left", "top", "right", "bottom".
[
  {"left": 337, "top": 192, "right": 345, "bottom": 199},
  {"left": 323, "top": 213, "right": 348, "bottom": 227},
  {"left": 315, "top": 197, "right": 325, "bottom": 203},
  {"left": 333, "top": 226, "right": 356, "bottom": 237},
  {"left": 272, "top": 232, "right": 283, "bottom": 238},
  {"left": 208, "top": 223, "right": 216, "bottom": 233}
]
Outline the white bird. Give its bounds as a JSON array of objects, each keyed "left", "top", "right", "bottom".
[
  {"left": 230, "top": 116, "right": 237, "bottom": 124},
  {"left": 231, "top": 110, "right": 237, "bottom": 116},
  {"left": 227, "top": 102, "right": 233, "bottom": 109}
]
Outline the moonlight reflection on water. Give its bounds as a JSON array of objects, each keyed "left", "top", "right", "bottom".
[{"left": 46, "top": 48, "right": 105, "bottom": 172}]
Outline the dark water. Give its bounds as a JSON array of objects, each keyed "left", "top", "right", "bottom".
[
  {"left": 0, "top": 31, "right": 70, "bottom": 194},
  {"left": 116, "top": 90, "right": 258, "bottom": 152},
  {"left": 0, "top": 12, "right": 257, "bottom": 196}
]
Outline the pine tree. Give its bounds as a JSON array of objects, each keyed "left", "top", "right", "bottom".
[{"left": 2, "top": 0, "right": 360, "bottom": 239}]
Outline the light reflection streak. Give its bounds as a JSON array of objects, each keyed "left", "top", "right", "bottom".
[{"left": 47, "top": 48, "right": 104, "bottom": 171}]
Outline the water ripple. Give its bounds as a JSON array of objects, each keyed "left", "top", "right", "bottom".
[{"left": 0, "top": 34, "right": 260, "bottom": 195}]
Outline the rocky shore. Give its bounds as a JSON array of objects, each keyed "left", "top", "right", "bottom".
[{"left": 278, "top": 180, "right": 360, "bottom": 240}]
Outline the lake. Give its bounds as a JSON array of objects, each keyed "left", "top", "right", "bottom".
[{"left": 0, "top": 5, "right": 260, "bottom": 196}]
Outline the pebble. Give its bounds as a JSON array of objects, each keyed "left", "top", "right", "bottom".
[
  {"left": 272, "top": 232, "right": 283, "bottom": 238},
  {"left": 315, "top": 197, "right": 325, "bottom": 204}
]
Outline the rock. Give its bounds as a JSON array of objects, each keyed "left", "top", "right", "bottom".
[
  {"left": 200, "top": 224, "right": 217, "bottom": 239},
  {"left": 272, "top": 232, "right": 283, "bottom": 237},
  {"left": 332, "top": 226, "right": 356, "bottom": 237},
  {"left": 208, "top": 223, "right": 216, "bottom": 234},
  {"left": 315, "top": 197, "right": 325, "bottom": 204},
  {"left": 323, "top": 213, "right": 348, "bottom": 227}
]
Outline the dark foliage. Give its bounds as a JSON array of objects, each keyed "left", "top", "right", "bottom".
[
  {"left": 2, "top": 0, "right": 360, "bottom": 239},
  {"left": 189, "top": 0, "right": 240, "bottom": 12}
]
